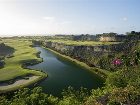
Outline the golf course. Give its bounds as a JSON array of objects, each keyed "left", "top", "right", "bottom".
[{"left": 0, "top": 39, "right": 47, "bottom": 93}]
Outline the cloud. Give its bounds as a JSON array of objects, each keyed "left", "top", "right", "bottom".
[
  {"left": 42, "top": 17, "right": 71, "bottom": 25},
  {"left": 59, "top": 21, "right": 72, "bottom": 25},
  {"left": 122, "top": 17, "right": 128, "bottom": 21},
  {"left": 42, "top": 16, "right": 55, "bottom": 21}
]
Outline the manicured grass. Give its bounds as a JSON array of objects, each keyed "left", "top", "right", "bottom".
[
  {"left": 47, "top": 39, "right": 120, "bottom": 46},
  {"left": 0, "top": 39, "right": 47, "bottom": 88}
]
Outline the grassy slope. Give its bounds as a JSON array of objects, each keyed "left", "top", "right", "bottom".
[
  {"left": 0, "top": 39, "right": 47, "bottom": 82},
  {"left": 47, "top": 39, "right": 120, "bottom": 46}
]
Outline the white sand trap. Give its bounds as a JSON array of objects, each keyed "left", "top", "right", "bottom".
[{"left": 0, "top": 76, "right": 40, "bottom": 90}]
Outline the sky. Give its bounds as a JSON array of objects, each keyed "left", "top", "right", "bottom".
[{"left": 0, "top": 0, "right": 140, "bottom": 36}]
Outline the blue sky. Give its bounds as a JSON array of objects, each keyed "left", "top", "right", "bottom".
[{"left": 0, "top": 0, "right": 140, "bottom": 36}]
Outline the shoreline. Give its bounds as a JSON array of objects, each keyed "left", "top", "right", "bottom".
[{"left": 43, "top": 46, "right": 110, "bottom": 80}]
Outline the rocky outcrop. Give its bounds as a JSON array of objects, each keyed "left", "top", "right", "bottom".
[
  {"left": 44, "top": 41, "right": 136, "bottom": 67},
  {"left": 99, "top": 35, "right": 127, "bottom": 42},
  {"left": 99, "top": 36, "right": 116, "bottom": 42}
]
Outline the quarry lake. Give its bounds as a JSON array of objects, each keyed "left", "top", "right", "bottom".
[{"left": 28, "top": 47, "right": 104, "bottom": 96}]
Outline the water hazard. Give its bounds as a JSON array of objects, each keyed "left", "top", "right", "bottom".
[{"left": 28, "top": 47, "right": 104, "bottom": 96}]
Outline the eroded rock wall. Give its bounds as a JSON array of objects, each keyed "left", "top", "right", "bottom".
[{"left": 44, "top": 41, "right": 136, "bottom": 67}]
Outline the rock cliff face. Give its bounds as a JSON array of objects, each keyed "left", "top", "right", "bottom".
[
  {"left": 44, "top": 41, "right": 136, "bottom": 67},
  {"left": 99, "top": 35, "right": 127, "bottom": 42},
  {"left": 99, "top": 36, "right": 116, "bottom": 42}
]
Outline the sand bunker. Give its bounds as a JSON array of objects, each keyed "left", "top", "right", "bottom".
[{"left": 0, "top": 75, "right": 40, "bottom": 90}]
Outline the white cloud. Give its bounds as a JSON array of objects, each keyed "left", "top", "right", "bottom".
[
  {"left": 122, "top": 17, "right": 128, "bottom": 21},
  {"left": 42, "top": 16, "right": 55, "bottom": 21},
  {"left": 58, "top": 21, "right": 72, "bottom": 25}
]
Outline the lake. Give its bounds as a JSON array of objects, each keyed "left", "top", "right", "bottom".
[{"left": 28, "top": 47, "right": 104, "bottom": 96}]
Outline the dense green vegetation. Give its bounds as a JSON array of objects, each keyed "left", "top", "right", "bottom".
[
  {"left": 0, "top": 33, "right": 140, "bottom": 105},
  {"left": 44, "top": 40, "right": 138, "bottom": 79},
  {"left": 0, "top": 44, "right": 139, "bottom": 105},
  {"left": 0, "top": 39, "right": 47, "bottom": 92}
]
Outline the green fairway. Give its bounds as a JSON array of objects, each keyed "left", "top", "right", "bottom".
[
  {"left": 47, "top": 39, "right": 120, "bottom": 46},
  {"left": 0, "top": 39, "right": 47, "bottom": 91}
]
